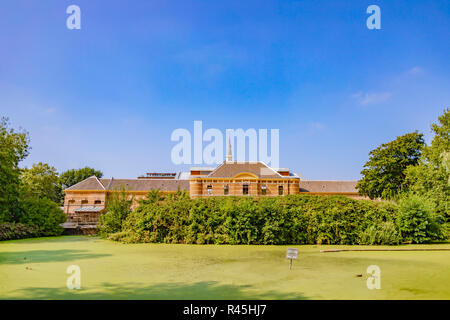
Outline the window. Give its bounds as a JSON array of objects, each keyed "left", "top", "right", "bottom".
[
  {"left": 278, "top": 186, "right": 284, "bottom": 195},
  {"left": 94, "top": 200, "right": 102, "bottom": 204},
  {"left": 224, "top": 185, "right": 229, "bottom": 195},
  {"left": 261, "top": 185, "right": 267, "bottom": 195},
  {"left": 243, "top": 184, "right": 249, "bottom": 195},
  {"left": 68, "top": 199, "right": 75, "bottom": 204},
  {"left": 81, "top": 199, "right": 88, "bottom": 204},
  {"left": 207, "top": 185, "right": 212, "bottom": 195}
]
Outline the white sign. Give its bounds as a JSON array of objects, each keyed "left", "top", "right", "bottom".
[{"left": 286, "top": 248, "right": 298, "bottom": 260}]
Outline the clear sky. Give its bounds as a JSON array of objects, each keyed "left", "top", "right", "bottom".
[{"left": 1, "top": 0, "right": 449, "bottom": 180}]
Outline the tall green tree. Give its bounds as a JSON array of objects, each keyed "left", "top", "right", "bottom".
[
  {"left": 0, "top": 117, "right": 30, "bottom": 222},
  {"left": 406, "top": 108, "right": 449, "bottom": 221},
  {"left": 59, "top": 167, "right": 103, "bottom": 189},
  {"left": 20, "top": 162, "right": 62, "bottom": 203},
  {"left": 98, "top": 189, "right": 133, "bottom": 237},
  {"left": 357, "top": 132, "right": 425, "bottom": 199}
]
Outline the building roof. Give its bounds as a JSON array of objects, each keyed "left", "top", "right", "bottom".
[
  {"left": 66, "top": 176, "right": 106, "bottom": 191},
  {"left": 207, "top": 161, "right": 285, "bottom": 179},
  {"left": 189, "top": 167, "right": 215, "bottom": 171},
  {"left": 66, "top": 176, "right": 190, "bottom": 192},
  {"left": 299, "top": 180, "right": 358, "bottom": 193},
  {"left": 106, "top": 178, "right": 189, "bottom": 191},
  {"left": 74, "top": 206, "right": 104, "bottom": 213}
]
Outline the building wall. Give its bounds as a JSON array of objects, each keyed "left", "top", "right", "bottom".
[
  {"left": 63, "top": 190, "right": 181, "bottom": 225},
  {"left": 189, "top": 178, "right": 300, "bottom": 198},
  {"left": 63, "top": 179, "right": 361, "bottom": 225},
  {"left": 64, "top": 191, "right": 107, "bottom": 215}
]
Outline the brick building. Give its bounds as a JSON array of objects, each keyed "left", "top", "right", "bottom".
[{"left": 63, "top": 141, "right": 360, "bottom": 229}]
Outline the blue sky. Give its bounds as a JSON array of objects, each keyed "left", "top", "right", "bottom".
[{"left": 0, "top": 0, "right": 449, "bottom": 179}]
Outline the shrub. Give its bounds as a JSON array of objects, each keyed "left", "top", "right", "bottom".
[
  {"left": 396, "top": 194, "right": 443, "bottom": 243},
  {"left": 105, "top": 194, "right": 404, "bottom": 245},
  {"left": 0, "top": 223, "right": 38, "bottom": 240},
  {"left": 98, "top": 190, "right": 133, "bottom": 237},
  {"left": 18, "top": 197, "right": 66, "bottom": 236},
  {"left": 358, "top": 221, "right": 401, "bottom": 245}
]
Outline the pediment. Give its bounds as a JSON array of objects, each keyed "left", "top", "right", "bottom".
[{"left": 232, "top": 172, "right": 258, "bottom": 179}]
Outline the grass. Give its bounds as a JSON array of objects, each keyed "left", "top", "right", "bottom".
[{"left": 0, "top": 236, "right": 449, "bottom": 299}]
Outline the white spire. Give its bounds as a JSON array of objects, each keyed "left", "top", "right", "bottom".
[{"left": 226, "top": 136, "right": 232, "bottom": 162}]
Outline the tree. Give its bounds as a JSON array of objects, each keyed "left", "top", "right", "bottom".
[
  {"left": 0, "top": 117, "right": 30, "bottom": 222},
  {"left": 59, "top": 167, "right": 103, "bottom": 189},
  {"left": 396, "top": 193, "right": 443, "bottom": 243},
  {"left": 20, "top": 162, "right": 62, "bottom": 203},
  {"left": 406, "top": 108, "right": 450, "bottom": 221},
  {"left": 357, "top": 132, "right": 425, "bottom": 199},
  {"left": 19, "top": 197, "right": 66, "bottom": 236},
  {"left": 98, "top": 189, "right": 133, "bottom": 237}
]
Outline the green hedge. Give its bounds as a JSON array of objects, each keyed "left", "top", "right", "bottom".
[
  {"left": 18, "top": 197, "right": 66, "bottom": 237},
  {"left": 103, "top": 194, "right": 407, "bottom": 245},
  {"left": 0, "top": 223, "right": 38, "bottom": 241},
  {"left": 0, "top": 197, "right": 66, "bottom": 241}
]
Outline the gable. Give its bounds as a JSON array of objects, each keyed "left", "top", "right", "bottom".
[
  {"left": 65, "top": 176, "right": 105, "bottom": 191},
  {"left": 207, "top": 161, "right": 282, "bottom": 178}
]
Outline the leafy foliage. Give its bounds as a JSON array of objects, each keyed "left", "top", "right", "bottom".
[
  {"left": 358, "top": 221, "right": 401, "bottom": 245},
  {"left": 20, "top": 162, "right": 62, "bottom": 203},
  {"left": 0, "top": 197, "right": 66, "bottom": 240},
  {"left": 405, "top": 108, "right": 450, "bottom": 221},
  {"left": 357, "top": 132, "right": 425, "bottom": 199},
  {"left": 59, "top": 167, "right": 103, "bottom": 189},
  {"left": 0, "top": 223, "right": 38, "bottom": 241},
  {"left": 0, "top": 117, "right": 30, "bottom": 222},
  {"left": 104, "top": 194, "right": 405, "bottom": 245},
  {"left": 97, "top": 190, "right": 134, "bottom": 237},
  {"left": 396, "top": 194, "right": 444, "bottom": 243}
]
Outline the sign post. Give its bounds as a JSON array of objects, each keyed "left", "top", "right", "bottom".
[{"left": 286, "top": 248, "right": 298, "bottom": 270}]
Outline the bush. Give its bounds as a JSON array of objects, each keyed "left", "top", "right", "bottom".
[
  {"left": 18, "top": 197, "right": 66, "bottom": 237},
  {"left": 396, "top": 194, "right": 443, "bottom": 243},
  {"left": 358, "top": 221, "right": 401, "bottom": 245},
  {"left": 0, "top": 223, "right": 38, "bottom": 240},
  {"left": 106, "top": 194, "right": 402, "bottom": 245},
  {"left": 98, "top": 190, "right": 133, "bottom": 237}
]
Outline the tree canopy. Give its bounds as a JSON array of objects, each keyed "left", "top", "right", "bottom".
[
  {"left": 20, "top": 162, "right": 62, "bottom": 203},
  {"left": 357, "top": 132, "right": 425, "bottom": 199},
  {"left": 59, "top": 167, "right": 103, "bottom": 189},
  {"left": 0, "top": 117, "right": 30, "bottom": 222},
  {"left": 406, "top": 108, "right": 449, "bottom": 220}
]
